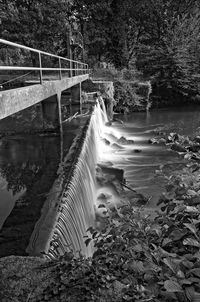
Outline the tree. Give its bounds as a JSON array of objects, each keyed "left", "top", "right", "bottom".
[
  {"left": 136, "top": 5, "right": 200, "bottom": 101},
  {"left": 71, "top": 0, "right": 113, "bottom": 64},
  {"left": 0, "top": 0, "right": 72, "bottom": 53}
]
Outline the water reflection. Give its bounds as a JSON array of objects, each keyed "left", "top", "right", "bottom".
[
  {"left": 0, "top": 135, "right": 61, "bottom": 256},
  {"left": 0, "top": 108, "right": 92, "bottom": 257}
]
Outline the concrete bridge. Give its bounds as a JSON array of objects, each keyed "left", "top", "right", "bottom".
[{"left": 0, "top": 39, "right": 90, "bottom": 130}]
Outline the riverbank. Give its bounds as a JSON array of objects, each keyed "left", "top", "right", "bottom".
[
  {"left": 1, "top": 147, "right": 200, "bottom": 302},
  {"left": 1, "top": 106, "right": 200, "bottom": 301}
]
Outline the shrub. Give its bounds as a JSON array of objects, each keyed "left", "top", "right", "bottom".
[{"left": 36, "top": 162, "right": 200, "bottom": 301}]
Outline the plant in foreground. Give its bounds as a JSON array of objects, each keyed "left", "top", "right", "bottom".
[{"left": 36, "top": 165, "right": 200, "bottom": 302}]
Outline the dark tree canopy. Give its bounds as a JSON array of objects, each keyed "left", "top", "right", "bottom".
[
  {"left": 0, "top": 0, "right": 72, "bottom": 53},
  {"left": 1, "top": 0, "right": 200, "bottom": 100}
]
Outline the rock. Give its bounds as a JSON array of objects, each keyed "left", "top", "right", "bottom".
[
  {"left": 113, "top": 118, "right": 123, "bottom": 124},
  {"left": 97, "top": 193, "right": 112, "bottom": 201},
  {"left": 187, "top": 144, "right": 200, "bottom": 153},
  {"left": 148, "top": 137, "right": 166, "bottom": 144},
  {"left": 171, "top": 143, "right": 186, "bottom": 153},
  {"left": 117, "top": 136, "right": 134, "bottom": 145},
  {"left": 133, "top": 149, "right": 142, "bottom": 153},
  {"left": 117, "top": 136, "right": 127, "bottom": 144},
  {"left": 104, "top": 133, "right": 118, "bottom": 142},
  {"left": 101, "top": 138, "right": 110, "bottom": 145},
  {"left": 167, "top": 132, "right": 179, "bottom": 143},
  {"left": 111, "top": 143, "right": 124, "bottom": 150},
  {"left": 98, "top": 161, "right": 113, "bottom": 167},
  {"left": 159, "top": 138, "right": 167, "bottom": 144},
  {"left": 97, "top": 165, "right": 124, "bottom": 182}
]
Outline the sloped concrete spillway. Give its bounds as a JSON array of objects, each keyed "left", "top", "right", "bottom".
[{"left": 27, "top": 101, "right": 109, "bottom": 258}]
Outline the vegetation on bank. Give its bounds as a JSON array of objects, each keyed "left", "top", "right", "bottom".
[
  {"left": 33, "top": 153, "right": 200, "bottom": 302},
  {"left": 28, "top": 129, "right": 200, "bottom": 302},
  {"left": 84, "top": 69, "right": 152, "bottom": 113},
  {"left": 1, "top": 1, "right": 200, "bottom": 106}
]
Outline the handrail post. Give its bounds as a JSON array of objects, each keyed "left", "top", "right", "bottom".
[
  {"left": 70, "top": 60, "right": 73, "bottom": 77},
  {"left": 39, "top": 52, "right": 43, "bottom": 84},
  {"left": 58, "top": 58, "right": 62, "bottom": 80}
]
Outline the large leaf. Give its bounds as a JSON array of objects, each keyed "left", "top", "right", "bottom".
[
  {"left": 194, "top": 251, "right": 200, "bottom": 260},
  {"left": 130, "top": 260, "right": 145, "bottom": 273},
  {"left": 184, "top": 223, "right": 197, "bottom": 235},
  {"left": 132, "top": 243, "right": 143, "bottom": 252},
  {"left": 162, "top": 238, "right": 173, "bottom": 247},
  {"left": 185, "top": 206, "right": 199, "bottom": 213},
  {"left": 187, "top": 190, "right": 197, "bottom": 196},
  {"left": 189, "top": 268, "right": 200, "bottom": 278},
  {"left": 185, "top": 286, "right": 200, "bottom": 302},
  {"left": 170, "top": 229, "right": 186, "bottom": 241},
  {"left": 183, "top": 238, "right": 200, "bottom": 247},
  {"left": 159, "top": 247, "right": 177, "bottom": 257},
  {"left": 164, "top": 280, "right": 183, "bottom": 292},
  {"left": 163, "top": 258, "right": 179, "bottom": 273},
  {"left": 185, "top": 286, "right": 195, "bottom": 302}
]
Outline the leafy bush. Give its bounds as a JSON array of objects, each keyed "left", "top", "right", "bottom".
[
  {"left": 36, "top": 162, "right": 200, "bottom": 301},
  {"left": 114, "top": 80, "right": 151, "bottom": 113}
]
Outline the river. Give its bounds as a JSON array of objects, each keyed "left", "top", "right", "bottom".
[
  {"left": 0, "top": 105, "right": 200, "bottom": 256},
  {"left": 99, "top": 106, "right": 200, "bottom": 208}
]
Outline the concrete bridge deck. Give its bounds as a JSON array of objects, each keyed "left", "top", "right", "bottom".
[
  {"left": 0, "top": 74, "right": 89, "bottom": 120},
  {"left": 0, "top": 39, "right": 90, "bottom": 124}
]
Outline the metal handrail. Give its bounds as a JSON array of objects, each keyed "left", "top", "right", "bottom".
[
  {"left": 0, "top": 39, "right": 87, "bottom": 65},
  {"left": 0, "top": 39, "right": 89, "bottom": 86},
  {"left": 0, "top": 67, "right": 88, "bottom": 71}
]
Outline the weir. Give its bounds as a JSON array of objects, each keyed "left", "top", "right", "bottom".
[
  {"left": 26, "top": 101, "right": 109, "bottom": 258},
  {"left": 0, "top": 40, "right": 119, "bottom": 258}
]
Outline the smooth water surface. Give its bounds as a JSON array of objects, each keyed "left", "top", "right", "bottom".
[
  {"left": 0, "top": 111, "right": 90, "bottom": 256},
  {"left": 105, "top": 106, "right": 200, "bottom": 206}
]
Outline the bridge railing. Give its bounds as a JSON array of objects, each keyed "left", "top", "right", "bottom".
[{"left": 0, "top": 39, "right": 89, "bottom": 90}]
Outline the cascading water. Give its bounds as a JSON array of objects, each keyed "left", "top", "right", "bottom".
[{"left": 27, "top": 101, "right": 111, "bottom": 258}]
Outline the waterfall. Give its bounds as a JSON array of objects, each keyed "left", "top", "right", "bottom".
[
  {"left": 27, "top": 102, "right": 107, "bottom": 258},
  {"left": 98, "top": 96, "right": 108, "bottom": 124}
]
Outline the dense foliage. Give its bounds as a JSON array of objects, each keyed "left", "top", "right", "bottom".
[
  {"left": 31, "top": 128, "right": 200, "bottom": 302},
  {"left": 33, "top": 130, "right": 200, "bottom": 301},
  {"left": 35, "top": 157, "right": 200, "bottom": 301},
  {"left": 0, "top": 0, "right": 72, "bottom": 53},
  {"left": 1, "top": 0, "right": 200, "bottom": 103}
]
